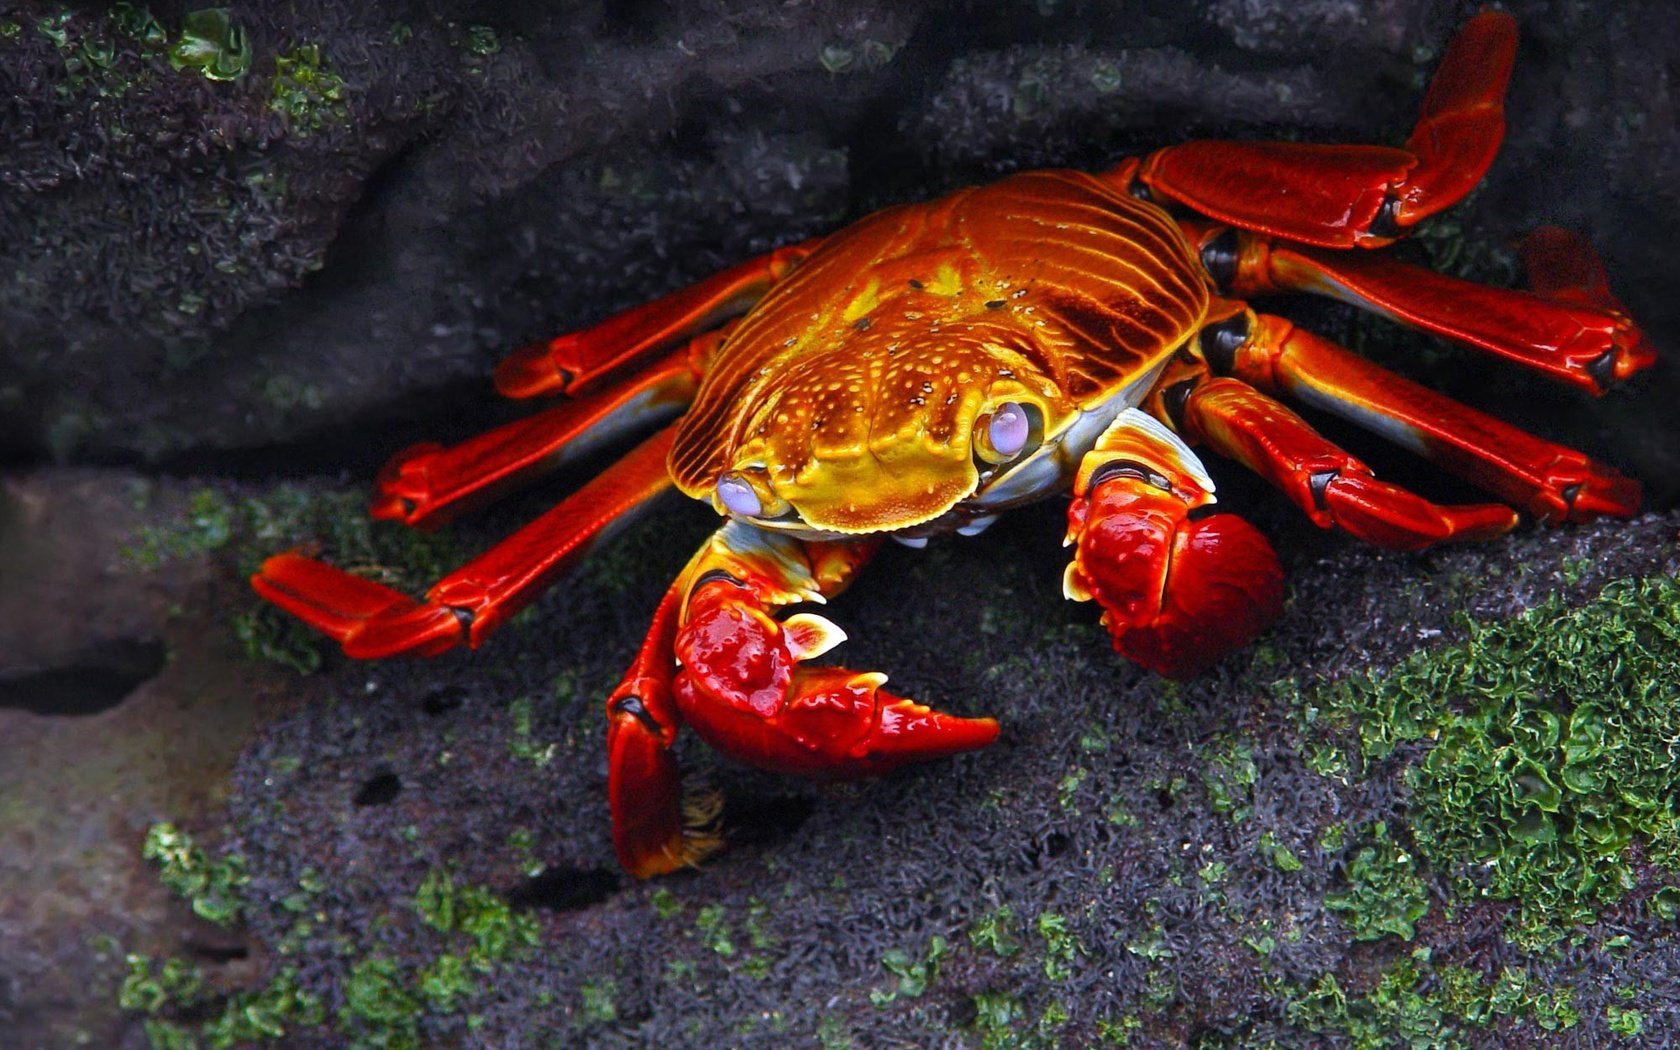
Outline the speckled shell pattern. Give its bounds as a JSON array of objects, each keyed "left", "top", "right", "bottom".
[{"left": 669, "top": 169, "right": 1212, "bottom": 528}]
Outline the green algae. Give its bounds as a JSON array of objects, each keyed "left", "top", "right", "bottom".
[
  {"left": 124, "top": 860, "right": 539, "bottom": 1048},
  {"left": 505, "top": 695, "right": 558, "bottom": 767},
  {"left": 1282, "top": 950, "right": 1580, "bottom": 1049},
  {"left": 412, "top": 868, "right": 540, "bottom": 968},
  {"left": 142, "top": 822, "right": 248, "bottom": 927},
  {"left": 969, "top": 905, "right": 1021, "bottom": 957},
  {"left": 111, "top": 3, "right": 167, "bottom": 48},
  {"left": 339, "top": 957, "right": 421, "bottom": 1048},
  {"left": 462, "top": 24, "right": 499, "bottom": 56},
  {"left": 167, "top": 9, "right": 250, "bottom": 81},
  {"left": 268, "top": 44, "right": 346, "bottom": 134},
  {"left": 1323, "top": 822, "right": 1430, "bottom": 942},
  {"left": 1035, "top": 912, "right": 1084, "bottom": 981},
  {"left": 1253, "top": 570, "right": 1680, "bottom": 1044},
  {"left": 873, "top": 934, "right": 947, "bottom": 1004},
  {"left": 123, "top": 957, "right": 324, "bottom": 1050},
  {"left": 1292, "top": 574, "right": 1680, "bottom": 950}
]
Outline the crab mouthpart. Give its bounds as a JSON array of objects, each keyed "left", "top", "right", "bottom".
[{"left": 774, "top": 451, "right": 981, "bottom": 534}]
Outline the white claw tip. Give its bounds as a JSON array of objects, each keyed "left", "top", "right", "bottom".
[
  {"left": 781, "top": 612, "right": 847, "bottom": 661},
  {"left": 1062, "top": 561, "right": 1092, "bottom": 603}
]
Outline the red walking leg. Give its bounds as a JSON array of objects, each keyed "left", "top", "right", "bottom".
[
  {"left": 1193, "top": 224, "right": 1655, "bottom": 393},
  {"left": 494, "top": 239, "right": 819, "bottom": 398},
  {"left": 1212, "top": 310, "right": 1641, "bottom": 522},
  {"left": 1178, "top": 376, "right": 1518, "bottom": 550},
  {"left": 1116, "top": 11, "right": 1517, "bottom": 247},
  {"left": 252, "top": 426, "right": 678, "bottom": 658},
  {"left": 373, "top": 340, "right": 706, "bottom": 529}
]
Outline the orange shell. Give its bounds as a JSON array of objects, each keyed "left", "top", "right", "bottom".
[{"left": 671, "top": 169, "right": 1211, "bottom": 533}]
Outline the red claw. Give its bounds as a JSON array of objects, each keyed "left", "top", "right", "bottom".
[
  {"left": 670, "top": 577, "right": 998, "bottom": 777},
  {"left": 1068, "top": 481, "right": 1284, "bottom": 679},
  {"left": 672, "top": 589, "right": 793, "bottom": 717}
]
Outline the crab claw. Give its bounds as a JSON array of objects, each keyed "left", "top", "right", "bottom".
[
  {"left": 671, "top": 575, "right": 999, "bottom": 777},
  {"left": 1065, "top": 476, "right": 1284, "bottom": 679}
]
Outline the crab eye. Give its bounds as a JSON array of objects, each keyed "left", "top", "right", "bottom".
[
  {"left": 990, "top": 403, "right": 1030, "bottom": 456},
  {"left": 717, "top": 474, "right": 762, "bottom": 517},
  {"left": 975, "top": 402, "right": 1033, "bottom": 464}
]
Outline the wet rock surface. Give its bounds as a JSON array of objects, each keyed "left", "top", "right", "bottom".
[
  {"left": 1, "top": 0, "right": 1677, "bottom": 1047},
  {"left": 0, "top": 472, "right": 315, "bottom": 1048}
]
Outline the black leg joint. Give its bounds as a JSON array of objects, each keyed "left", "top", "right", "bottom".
[
  {"left": 1368, "top": 195, "right": 1404, "bottom": 240},
  {"left": 1200, "top": 314, "right": 1251, "bottom": 375},
  {"left": 1308, "top": 469, "right": 1338, "bottom": 511},
  {"left": 1161, "top": 380, "right": 1197, "bottom": 433},
  {"left": 1128, "top": 176, "right": 1154, "bottom": 202},
  {"left": 1561, "top": 482, "right": 1583, "bottom": 511},
  {"left": 1586, "top": 349, "right": 1619, "bottom": 392},
  {"left": 1200, "top": 227, "right": 1241, "bottom": 293},
  {"left": 691, "top": 568, "right": 748, "bottom": 591},
  {"left": 610, "top": 694, "right": 662, "bottom": 734},
  {"left": 1088, "top": 459, "right": 1172, "bottom": 493}
]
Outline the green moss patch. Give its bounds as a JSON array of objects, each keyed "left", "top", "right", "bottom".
[
  {"left": 1323, "top": 822, "right": 1430, "bottom": 942},
  {"left": 268, "top": 44, "right": 346, "bottom": 133},
  {"left": 142, "top": 822, "right": 248, "bottom": 927},
  {"left": 167, "top": 8, "right": 250, "bottom": 81},
  {"left": 1282, "top": 949, "right": 1579, "bottom": 1050},
  {"left": 1295, "top": 575, "right": 1680, "bottom": 949},
  {"left": 125, "top": 853, "right": 541, "bottom": 1049}
]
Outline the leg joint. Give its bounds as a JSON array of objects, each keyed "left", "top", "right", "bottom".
[
  {"left": 1307, "top": 469, "right": 1339, "bottom": 511},
  {"left": 1367, "top": 194, "right": 1403, "bottom": 240},
  {"left": 1199, "top": 314, "right": 1252, "bottom": 375},
  {"left": 1088, "top": 459, "right": 1173, "bottom": 494},
  {"left": 1199, "top": 227, "right": 1241, "bottom": 292},
  {"left": 610, "top": 694, "right": 662, "bottom": 734}
]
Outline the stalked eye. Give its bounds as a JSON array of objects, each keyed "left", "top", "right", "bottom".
[
  {"left": 717, "top": 474, "right": 762, "bottom": 517},
  {"left": 990, "top": 403, "right": 1029, "bottom": 456},
  {"left": 975, "top": 402, "right": 1034, "bottom": 464}
]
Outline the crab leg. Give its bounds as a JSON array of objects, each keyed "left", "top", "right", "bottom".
[
  {"left": 494, "top": 239, "right": 819, "bottom": 399},
  {"left": 1118, "top": 10, "right": 1516, "bottom": 247},
  {"left": 1209, "top": 310, "right": 1641, "bottom": 522},
  {"left": 1176, "top": 376, "right": 1518, "bottom": 550},
  {"left": 252, "top": 426, "right": 677, "bottom": 658},
  {"left": 1063, "top": 409, "right": 1284, "bottom": 679},
  {"left": 606, "top": 577, "right": 695, "bottom": 877},
  {"left": 607, "top": 522, "right": 1000, "bottom": 876},
  {"left": 373, "top": 340, "right": 707, "bottom": 529},
  {"left": 1192, "top": 224, "right": 1654, "bottom": 393}
]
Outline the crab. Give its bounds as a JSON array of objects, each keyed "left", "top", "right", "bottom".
[{"left": 253, "top": 11, "right": 1653, "bottom": 877}]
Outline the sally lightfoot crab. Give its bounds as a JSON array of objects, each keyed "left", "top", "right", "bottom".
[{"left": 253, "top": 11, "right": 1653, "bottom": 877}]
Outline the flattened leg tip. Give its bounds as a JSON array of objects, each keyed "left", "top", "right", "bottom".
[
  {"left": 1561, "top": 474, "right": 1643, "bottom": 522},
  {"left": 370, "top": 443, "right": 442, "bottom": 524}
]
